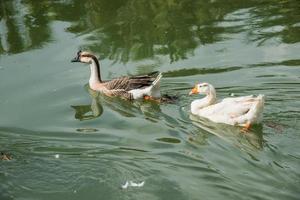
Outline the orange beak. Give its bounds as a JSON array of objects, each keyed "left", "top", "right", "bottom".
[{"left": 189, "top": 86, "right": 199, "bottom": 95}]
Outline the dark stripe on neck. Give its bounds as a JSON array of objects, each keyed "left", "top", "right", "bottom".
[{"left": 90, "top": 55, "right": 102, "bottom": 82}]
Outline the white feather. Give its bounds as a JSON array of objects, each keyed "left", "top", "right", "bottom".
[{"left": 129, "top": 73, "right": 162, "bottom": 99}]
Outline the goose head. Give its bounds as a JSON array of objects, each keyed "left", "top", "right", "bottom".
[
  {"left": 71, "top": 50, "right": 102, "bottom": 82},
  {"left": 189, "top": 83, "right": 213, "bottom": 95},
  {"left": 71, "top": 50, "right": 97, "bottom": 64}
]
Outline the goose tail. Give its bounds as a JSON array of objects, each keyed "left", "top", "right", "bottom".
[
  {"left": 151, "top": 72, "right": 162, "bottom": 87},
  {"left": 247, "top": 94, "right": 265, "bottom": 124},
  {"left": 150, "top": 73, "right": 162, "bottom": 98}
]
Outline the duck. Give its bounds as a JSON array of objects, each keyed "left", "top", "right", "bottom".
[
  {"left": 71, "top": 50, "right": 162, "bottom": 100},
  {"left": 189, "top": 82, "right": 265, "bottom": 129}
]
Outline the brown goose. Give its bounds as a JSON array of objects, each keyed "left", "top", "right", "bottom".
[{"left": 71, "top": 51, "right": 162, "bottom": 100}]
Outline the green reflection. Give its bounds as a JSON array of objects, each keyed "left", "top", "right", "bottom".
[
  {"left": 1, "top": 0, "right": 300, "bottom": 61},
  {"left": 0, "top": 0, "right": 52, "bottom": 54},
  {"left": 246, "top": 0, "right": 300, "bottom": 45},
  {"left": 71, "top": 0, "right": 245, "bottom": 63}
]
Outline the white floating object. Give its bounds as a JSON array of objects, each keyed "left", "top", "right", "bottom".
[
  {"left": 54, "top": 154, "right": 60, "bottom": 159},
  {"left": 129, "top": 181, "right": 145, "bottom": 187},
  {"left": 121, "top": 181, "right": 129, "bottom": 189},
  {"left": 121, "top": 181, "right": 145, "bottom": 189}
]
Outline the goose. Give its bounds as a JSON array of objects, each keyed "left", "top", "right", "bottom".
[
  {"left": 189, "top": 82, "right": 265, "bottom": 129},
  {"left": 71, "top": 50, "right": 162, "bottom": 100}
]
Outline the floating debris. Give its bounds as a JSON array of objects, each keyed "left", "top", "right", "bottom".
[
  {"left": 121, "top": 181, "right": 145, "bottom": 189},
  {"left": 1, "top": 152, "right": 12, "bottom": 160}
]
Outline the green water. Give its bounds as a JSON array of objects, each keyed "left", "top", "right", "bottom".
[{"left": 1, "top": 0, "right": 300, "bottom": 199}]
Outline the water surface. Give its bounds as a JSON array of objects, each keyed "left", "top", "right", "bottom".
[{"left": 1, "top": 0, "right": 300, "bottom": 199}]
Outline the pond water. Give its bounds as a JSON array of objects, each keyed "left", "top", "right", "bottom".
[{"left": 0, "top": 0, "right": 300, "bottom": 199}]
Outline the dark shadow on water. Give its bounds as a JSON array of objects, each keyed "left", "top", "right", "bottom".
[
  {"left": 248, "top": 59, "right": 300, "bottom": 68},
  {"left": 163, "top": 58, "right": 300, "bottom": 78},
  {"left": 163, "top": 66, "right": 242, "bottom": 78},
  {"left": 119, "top": 147, "right": 148, "bottom": 153},
  {"left": 156, "top": 137, "right": 181, "bottom": 144}
]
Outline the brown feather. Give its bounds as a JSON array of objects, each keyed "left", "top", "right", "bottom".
[
  {"left": 102, "top": 72, "right": 159, "bottom": 92},
  {"left": 106, "top": 89, "right": 133, "bottom": 100}
]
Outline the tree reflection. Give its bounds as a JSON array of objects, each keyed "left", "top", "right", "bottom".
[
  {"left": 0, "top": 0, "right": 52, "bottom": 54},
  {"left": 0, "top": 0, "right": 299, "bottom": 61},
  {"left": 246, "top": 0, "right": 300, "bottom": 45},
  {"left": 67, "top": 0, "right": 249, "bottom": 63}
]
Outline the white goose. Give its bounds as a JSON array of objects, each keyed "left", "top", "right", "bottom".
[
  {"left": 71, "top": 50, "right": 162, "bottom": 100},
  {"left": 189, "top": 82, "right": 265, "bottom": 129}
]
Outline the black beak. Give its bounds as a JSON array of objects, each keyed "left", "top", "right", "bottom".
[
  {"left": 71, "top": 50, "right": 82, "bottom": 62},
  {"left": 71, "top": 56, "right": 80, "bottom": 62}
]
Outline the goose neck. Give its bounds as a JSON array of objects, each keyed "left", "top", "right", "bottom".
[{"left": 89, "top": 56, "right": 102, "bottom": 85}]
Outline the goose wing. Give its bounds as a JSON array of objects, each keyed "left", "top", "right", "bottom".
[
  {"left": 102, "top": 71, "right": 159, "bottom": 91},
  {"left": 106, "top": 88, "right": 133, "bottom": 100},
  {"left": 199, "top": 100, "right": 252, "bottom": 117}
]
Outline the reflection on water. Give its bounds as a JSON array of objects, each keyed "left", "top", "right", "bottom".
[
  {"left": 71, "top": 86, "right": 103, "bottom": 121},
  {"left": 71, "top": 104, "right": 102, "bottom": 121},
  {"left": 246, "top": 0, "right": 300, "bottom": 45},
  {"left": 189, "top": 114, "right": 263, "bottom": 152},
  {"left": 0, "top": 0, "right": 52, "bottom": 54},
  {"left": 1, "top": 0, "right": 300, "bottom": 62},
  {"left": 71, "top": 85, "right": 165, "bottom": 122}
]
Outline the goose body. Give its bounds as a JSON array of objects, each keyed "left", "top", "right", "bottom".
[
  {"left": 189, "top": 83, "right": 265, "bottom": 127},
  {"left": 71, "top": 51, "right": 162, "bottom": 100}
]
